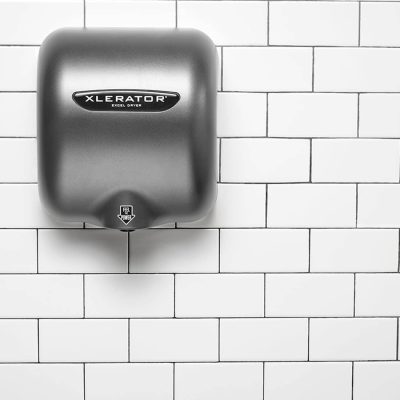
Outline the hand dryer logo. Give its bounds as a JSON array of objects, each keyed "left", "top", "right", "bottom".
[
  {"left": 117, "top": 205, "right": 135, "bottom": 225},
  {"left": 72, "top": 90, "right": 180, "bottom": 112}
]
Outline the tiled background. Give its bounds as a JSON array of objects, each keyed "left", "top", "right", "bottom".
[{"left": 1, "top": 0, "right": 400, "bottom": 399}]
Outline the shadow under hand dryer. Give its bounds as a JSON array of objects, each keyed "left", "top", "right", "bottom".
[{"left": 37, "top": 28, "right": 217, "bottom": 231}]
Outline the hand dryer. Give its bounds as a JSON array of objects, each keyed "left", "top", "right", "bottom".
[{"left": 37, "top": 28, "right": 217, "bottom": 230}]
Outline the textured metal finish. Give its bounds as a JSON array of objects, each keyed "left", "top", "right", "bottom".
[{"left": 37, "top": 28, "right": 217, "bottom": 230}]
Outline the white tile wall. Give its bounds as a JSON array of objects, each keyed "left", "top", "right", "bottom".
[
  {"left": 360, "top": 3, "right": 400, "bottom": 46},
  {"left": 359, "top": 94, "right": 400, "bottom": 138},
  {"left": 309, "top": 318, "right": 397, "bottom": 361},
  {"left": 179, "top": 183, "right": 266, "bottom": 228},
  {"left": 130, "top": 318, "right": 218, "bottom": 362},
  {"left": 39, "top": 319, "right": 128, "bottom": 362},
  {"left": 0, "top": 364, "right": 84, "bottom": 400},
  {"left": 0, "top": 229, "right": 37, "bottom": 273},
  {"left": 175, "top": 274, "right": 264, "bottom": 317},
  {"left": 220, "top": 318, "right": 308, "bottom": 361},
  {"left": 217, "top": 93, "right": 267, "bottom": 137},
  {"left": 0, "top": 47, "right": 39, "bottom": 91},
  {"left": 221, "top": 138, "right": 310, "bottom": 182},
  {"left": 178, "top": 1, "right": 268, "bottom": 46},
  {"left": 356, "top": 274, "right": 400, "bottom": 316},
  {"left": 0, "top": 275, "right": 83, "bottom": 318},
  {"left": 354, "top": 362, "right": 400, "bottom": 400},
  {"left": 175, "top": 363, "right": 263, "bottom": 400},
  {"left": 0, "top": 319, "right": 38, "bottom": 362},
  {"left": 264, "top": 362, "right": 352, "bottom": 400},
  {"left": 312, "top": 139, "right": 400, "bottom": 182},
  {"left": 86, "top": 0, "right": 175, "bottom": 28},
  {"left": 265, "top": 273, "right": 354, "bottom": 317},
  {"left": 85, "top": 274, "right": 174, "bottom": 318},
  {"left": 223, "top": 47, "right": 312, "bottom": 92},
  {"left": 269, "top": 2, "right": 359, "bottom": 46},
  {"left": 358, "top": 184, "right": 400, "bottom": 227},
  {"left": 310, "top": 229, "right": 399, "bottom": 272},
  {"left": 39, "top": 229, "right": 128, "bottom": 273},
  {"left": 0, "top": 139, "right": 36, "bottom": 182},
  {"left": 1, "top": 1, "right": 400, "bottom": 399},
  {"left": 85, "top": 363, "right": 173, "bottom": 400},
  {"left": 0, "top": 93, "right": 36, "bottom": 137},
  {"left": 268, "top": 93, "right": 358, "bottom": 138},
  {"left": 129, "top": 229, "right": 218, "bottom": 273},
  {"left": 220, "top": 228, "right": 309, "bottom": 272},
  {"left": 314, "top": 48, "right": 400, "bottom": 92},
  {"left": 0, "top": 0, "right": 82, "bottom": 45},
  {"left": 267, "top": 184, "right": 356, "bottom": 227}
]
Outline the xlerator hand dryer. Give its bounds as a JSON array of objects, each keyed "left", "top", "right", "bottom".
[{"left": 37, "top": 28, "right": 217, "bottom": 231}]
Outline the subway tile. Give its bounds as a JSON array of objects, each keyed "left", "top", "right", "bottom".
[
  {"left": 0, "top": 47, "right": 39, "bottom": 91},
  {"left": 0, "top": 184, "right": 81, "bottom": 228},
  {"left": 220, "top": 228, "right": 309, "bottom": 273},
  {"left": 223, "top": 47, "right": 312, "bottom": 92},
  {"left": 39, "top": 229, "right": 127, "bottom": 273},
  {"left": 178, "top": 1, "right": 268, "bottom": 45},
  {"left": 265, "top": 274, "right": 354, "bottom": 317},
  {"left": 86, "top": 0, "right": 175, "bottom": 28},
  {"left": 175, "top": 363, "right": 263, "bottom": 400},
  {"left": 175, "top": 274, "right": 264, "bottom": 317},
  {"left": 130, "top": 319, "right": 218, "bottom": 362},
  {"left": 0, "top": 275, "right": 83, "bottom": 318},
  {"left": 264, "top": 362, "right": 352, "bottom": 400},
  {"left": 0, "top": 0, "right": 82, "bottom": 45},
  {"left": 359, "top": 94, "right": 400, "bottom": 138},
  {"left": 85, "top": 274, "right": 174, "bottom": 318},
  {"left": 309, "top": 318, "right": 397, "bottom": 361},
  {"left": 358, "top": 184, "right": 400, "bottom": 227},
  {"left": 216, "top": 46, "right": 222, "bottom": 90},
  {"left": 353, "top": 362, "right": 400, "bottom": 400},
  {"left": 356, "top": 274, "right": 400, "bottom": 317},
  {"left": 269, "top": 1, "right": 358, "bottom": 46},
  {"left": 311, "top": 229, "right": 398, "bottom": 272},
  {"left": 221, "top": 138, "right": 310, "bottom": 183},
  {"left": 314, "top": 48, "right": 400, "bottom": 92},
  {"left": 220, "top": 318, "right": 308, "bottom": 361},
  {"left": 0, "top": 139, "right": 37, "bottom": 182},
  {"left": 312, "top": 139, "right": 400, "bottom": 182},
  {"left": 360, "top": 3, "right": 400, "bottom": 46},
  {"left": 129, "top": 229, "right": 218, "bottom": 273},
  {"left": 86, "top": 363, "right": 173, "bottom": 400},
  {"left": 0, "top": 229, "right": 37, "bottom": 273},
  {"left": 267, "top": 184, "right": 356, "bottom": 228},
  {"left": 217, "top": 92, "right": 266, "bottom": 137},
  {"left": 0, "top": 320, "right": 37, "bottom": 362},
  {"left": 217, "top": 138, "right": 221, "bottom": 180},
  {"left": 268, "top": 93, "right": 358, "bottom": 138},
  {"left": 0, "top": 93, "right": 36, "bottom": 137},
  {"left": 0, "top": 364, "right": 83, "bottom": 400},
  {"left": 39, "top": 319, "right": 128, "bottom": 362},
  {"left": 179, "top": 184, "right": 266, "bottom": 228}
]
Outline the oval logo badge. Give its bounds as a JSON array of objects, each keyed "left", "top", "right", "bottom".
[{"left": 72, "top": 90, "right": 180, "bottom": 112}]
